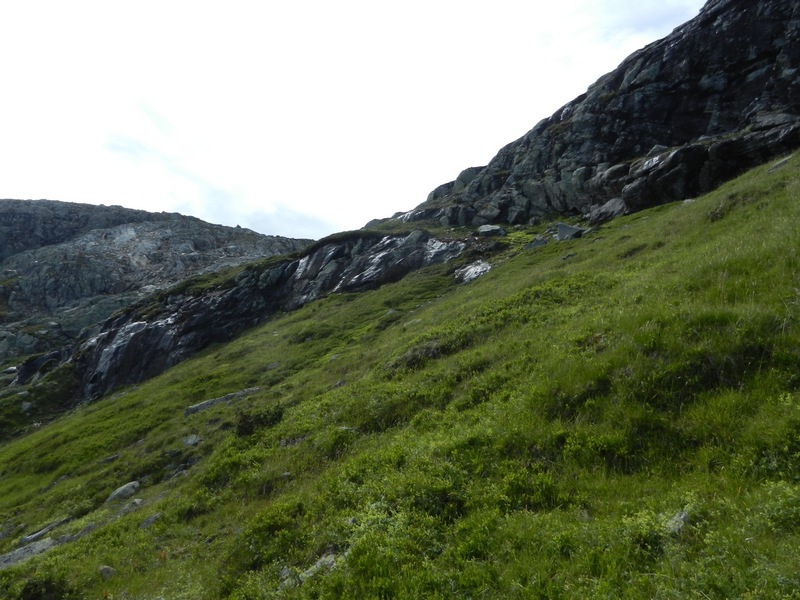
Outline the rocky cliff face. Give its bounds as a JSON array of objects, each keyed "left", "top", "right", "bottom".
[
  {"left": 0, "top": 200, "right": 310, "bottom": 362},
  {"left": 401, "top": 0, "right": 800, "bottom": 227},
  {"left": 12, "top": 230, "right": 468, "bottom": 400},
  {"left": 73, "top": 230, "right": 466, "bottom": 399}
]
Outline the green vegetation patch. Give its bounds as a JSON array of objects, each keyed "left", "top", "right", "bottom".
[{"left": 1, "top": 155, "right": 800, "bottom": 598}]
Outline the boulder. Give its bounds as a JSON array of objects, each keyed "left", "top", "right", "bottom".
[
  {"left": 438, "top": 205, "right": 477, "bottom": 227},
  {"left": 140, "top": 513, "right": 162, "bottom": 529},
  {"left": 105, "top": 481, "right": 140, "bottom": 503},
  {"left": 665, "top": 511, "right": 690, "bottom": 536},
  {"left": 455, "top": 261, "right": 492, "bottom": 284},
  {"left": 183, "top": 434, "right": 201, "bottom": 446},
  {"left": 452, "top": 166, "right": 485, "bottom": 194},
  {"left": 525, "top": 236, "right": 549, "bottom": 250},
  {"left": 555, "top": 223, "right": 587, "bottom": 241},
  {"left": 299, "top": 553, "right": 338, "bottom": 583},
  {"left": 121, "top": 499, "right": 144, "bottom": 514},
  {"left": 587, "top": 197, "right": 627, "bottom": 225},
  {"left": 426, "top": 181, "right": 456, "bottom": 204},
  {"left": 476, "top": 225, "right": 506, "bottom": 237},
  {"left": 0, "top": 538, "right": 58, "bottom": 569}
]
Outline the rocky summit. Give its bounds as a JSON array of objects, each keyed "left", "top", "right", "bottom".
[{"left": 395, "top": 0, "right": 800, "bottom": 227}]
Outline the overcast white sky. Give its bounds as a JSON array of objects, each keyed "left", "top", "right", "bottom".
[{"left": 0, "top": 1, "right": 706, "bottom": 240}]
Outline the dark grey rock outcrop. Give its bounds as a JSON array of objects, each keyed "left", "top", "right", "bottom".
[
  {"left": 15, "top": 230, "right": 467, "bottom": 401},
  {"left": 554, "top": 223, "right": 588, "bottom": 241},
  {"left": 476, "top": 225, "right": 506, "bottom": 237},
  {"left": 455, "top": 261, "right": 492, "bottom": 284},
  {"left": 407, "top": 0, "right": 800, "bottom": 227}
]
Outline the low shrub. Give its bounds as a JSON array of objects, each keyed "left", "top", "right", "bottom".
[{"left": 235, "top": 405, "right": 283, "bottom": 437}]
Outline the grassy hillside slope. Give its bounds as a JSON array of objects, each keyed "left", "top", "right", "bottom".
[{"left": 1, "top": 155, "right": 800, "bottom": 598}]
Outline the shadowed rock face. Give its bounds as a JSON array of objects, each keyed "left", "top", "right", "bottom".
[
  {"left": 404, "top": 0, "right": 800, "bottom": 227},
  {"left": 69, "top": 231, "right": 466, "bottom": 399},
  {"left": 3, "top": 207, "right": 468, "bottom": 406},
  {"left": 9, "top": 230, "right": 467, "bottom": 400}
]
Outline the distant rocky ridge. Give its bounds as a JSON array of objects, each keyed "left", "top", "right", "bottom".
[
  {"left": 391, "top": 0, "right": 800, "bottom": 227},
  {"left": 0, "top": 199, "right": 178, "bottom": 262},
  {"left": 0, "top": 200, "right": 310, "bottom": 362}
]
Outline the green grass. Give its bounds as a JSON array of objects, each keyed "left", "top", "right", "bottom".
[{"left": 1, "top": 155, "right": 800, "bottom": 598}]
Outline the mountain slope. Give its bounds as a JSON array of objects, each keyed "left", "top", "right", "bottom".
[
  {"left": 2, "top": 0, "right": 800, "bottom": 596},
  {"left": 1, "top": 228, "right": 470, "bottom": 434},
  {"left": 8, "top": 0, "right": 799, "bottom": 425},
  {"left": 0, "top": 154, "right": 798, "bottom": 598}
]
